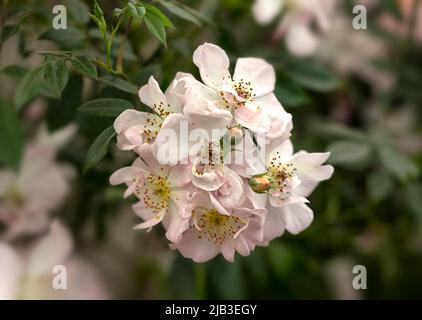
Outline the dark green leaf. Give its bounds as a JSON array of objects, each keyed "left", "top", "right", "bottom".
[
  {"left": 284, "top": 61, "right": 342, "bottom": 92},
  {"left": 71, "top": 55, "right": 98, "bottom": 78},
  {"left": 79, "top": 98, "right": 133, "bottom": 117},
  {"left": 276, "top": 82, "right": 311, "bottom": 108},
  {"left": 84, "top": 126, "right": 116, "bottom": 173},
  {"left": 47, "top": 75, "right": 83, "bottom": 130},
  {"left": 64, "top": 0, "right": 90, "bottom": 24},
  {"left": 40, "top": 27, "right": 86, "bottom": 49},
  {"left": 99, "top": 76, "right": 138, "bottom": 94},
  {"left": 159, "top": 1, "right": 201, "bottom": 25},
  {"left": 0, "top": 98, "right": 24, "bottom": 170},
  {"left": 38, "top": 57, "right": 69, "bottom": 99},
  {"left": 14, "top": 66, "right": 44, "bottom": 110},
  {"left": 144, "top": 12, "right": 167, "bottom": 46},
  {"left": 145, "top": 4, "right": 174, "bottom": 27},
  {"left": 0, "top": 65, "right": 29, "bottom": 79},
  {"left": 0, "top": 25, "right": 20, "bottom": 44}
]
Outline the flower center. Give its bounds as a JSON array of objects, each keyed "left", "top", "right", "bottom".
[
  {"left": 232, "top": 80, "right": 253, "bottom": 101},
  {"left": 153, "top": 101, "right": 171, "bottom": 118},
  {"left": 142, "top": 175, "right": 170, "bottom": 211},
  {"left": 219, "top": 79, "right": 255, "bottom": 110},
  {"left": 144, "top": 114, "right": 163, "bottom": 143},
  {"left": 5, "top": 187, "right": 25, "bottom": 209},
  {"left": 194, "top": 208, "right": 246, "bottom": 245},
  {"left": 267, "top": 153, "right": 297, "bottom": 192}
]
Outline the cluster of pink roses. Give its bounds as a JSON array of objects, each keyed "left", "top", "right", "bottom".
[{"left": 110, "top": 43, "right": 334, "bottom": 263}]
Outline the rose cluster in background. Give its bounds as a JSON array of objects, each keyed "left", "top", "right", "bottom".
[{"left": 111, "top": 43, "right": 334, "bottom": 262}]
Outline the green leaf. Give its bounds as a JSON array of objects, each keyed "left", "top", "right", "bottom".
[
  {"left": 113, "top": 8, "right": 123, "bottom": 17},
  {"left": 327, "top": 140, "right": 372, "bottom": 165},
  {"left": 79, "top": 98, "right": 133, "bottom": 117},
  {"left": 70, "top": 55, "right": 98, "bottom": 78},
  {"left": 64, "top": 0, "right": 90, "bottom": 24},
  {"left": 0, "top": 98, "right": 24, "bottom": 170},
  {"left": 405, "top": 183, "right": 422, "bottom": 221},
  {"left": 84, "top": 126, "right": 116, "bottom": 173},
  {"left": 144, "top": 12, "right": 167, "bottom": 46},
  {"left": 313, "top": 122, "right": 367, "bottom": 141},
  {"left": 0, "top": 25, "right": 20, "bottom": 44},
  {"left": 38, "top": 57, "right": 69, "bottom": 99},
  {"left": 378, "top": 146, "right": 419, "bottom": 182},
  {"left": 99, "top": 76, "right": 138, "bottom": 94},
  {"left": 39, "top": 27, "right": 86, "bottom": 49},
  {"left": 366, "top": 169, "right": 393, "bottom": 203},
  {"left": 14, "top": 66, "right": 44, "bottom": 110},
  {"left": 0, "top": 65, "right": 29, "bottom": 79},
  {"left": 284, "top": 61, "right": 342, "bottom": 92},
  {"left": 47, "top": 75, "right": 83, "bottom": 130},
  {"left": 159, "top": 1, "right": 201, "bottom": 25},
  {"left": 276, "top": 82, "right": 311, "bottom": 108},
  {"left": 127, "top": 3, "right": 146, "bottom": 19},
  {"left": 91, "top": 0, "right": 107, "bottom": 36},
  {"left": 145, "top": 4, "right": 174, "bottom": 27}
]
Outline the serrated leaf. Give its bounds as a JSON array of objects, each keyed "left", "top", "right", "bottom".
[
  {"left": 0, "top": 98, "right": 24, "bottom": 170},
  {"left": 159, "top": 1, "right": 201, "bottom": 25},
  {"left": 84, "top": 126, "right": 116, "bottom": 173},
  {"left": 71, "top": 55, "right": 97, "bottom": 78},
  {"left": 99, "top": 76, "right": 138, "bottom": 94},
  {"left": 38, "top": 57, "right": 69, "bottom": 99},
  {"left": 0, "top": 25, "right": 20, "bottom": 44},
  {"left": 14, "top": 66, "right": 44, "bottom": 110},
  {"left": 79, "top": 98, "right": 132, "bottom": 117},
  {"left": 144, "top": 12, "right": 167, "bottom": 46},
  {"left": 327, "top": 141, "right": 372, "bottom": 165}
]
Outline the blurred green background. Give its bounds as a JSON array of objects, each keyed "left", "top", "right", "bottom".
[{"left": 0, "top": 0, "right": 421, "bottom": 299}]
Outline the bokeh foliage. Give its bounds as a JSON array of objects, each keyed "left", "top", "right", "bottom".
[{"left": 0, "top": 0, "right": 421, "bottom": 299}]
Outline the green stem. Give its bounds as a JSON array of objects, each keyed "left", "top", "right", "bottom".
[
  {"left": 195, "top": 264, "right": 206, "bottom": 300},
  {"left": 105, "top": 17, "right": 123, "bottom": 71}
]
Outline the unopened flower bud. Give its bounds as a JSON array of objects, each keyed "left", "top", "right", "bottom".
[{"left": 249, "top": 175, "right": 271, "bottom": 193}]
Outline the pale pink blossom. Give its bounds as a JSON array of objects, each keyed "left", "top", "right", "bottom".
[
  {"left": 114, "top": 74, "right": 190, "bottom": 155},
  {"left": 187, "top": 43, "right": 292, "bottom": 139},
  {"left": 0, "top": 125, "right": 75, "bottom": 240},
  {"left": 110, "top": 145, "right": 192, "bottom": 243},
  {"left": 249, "top": 139, "right": 334, "bottom": 243},
  {"left": 170, "top": 191, "right": 266, "bottom": 263},
  {"left": 252, "top": 0, "right": 336, "bottom": 56},
  {"left": 0, "top": 221, "right": 109, "bottom": 299}
]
